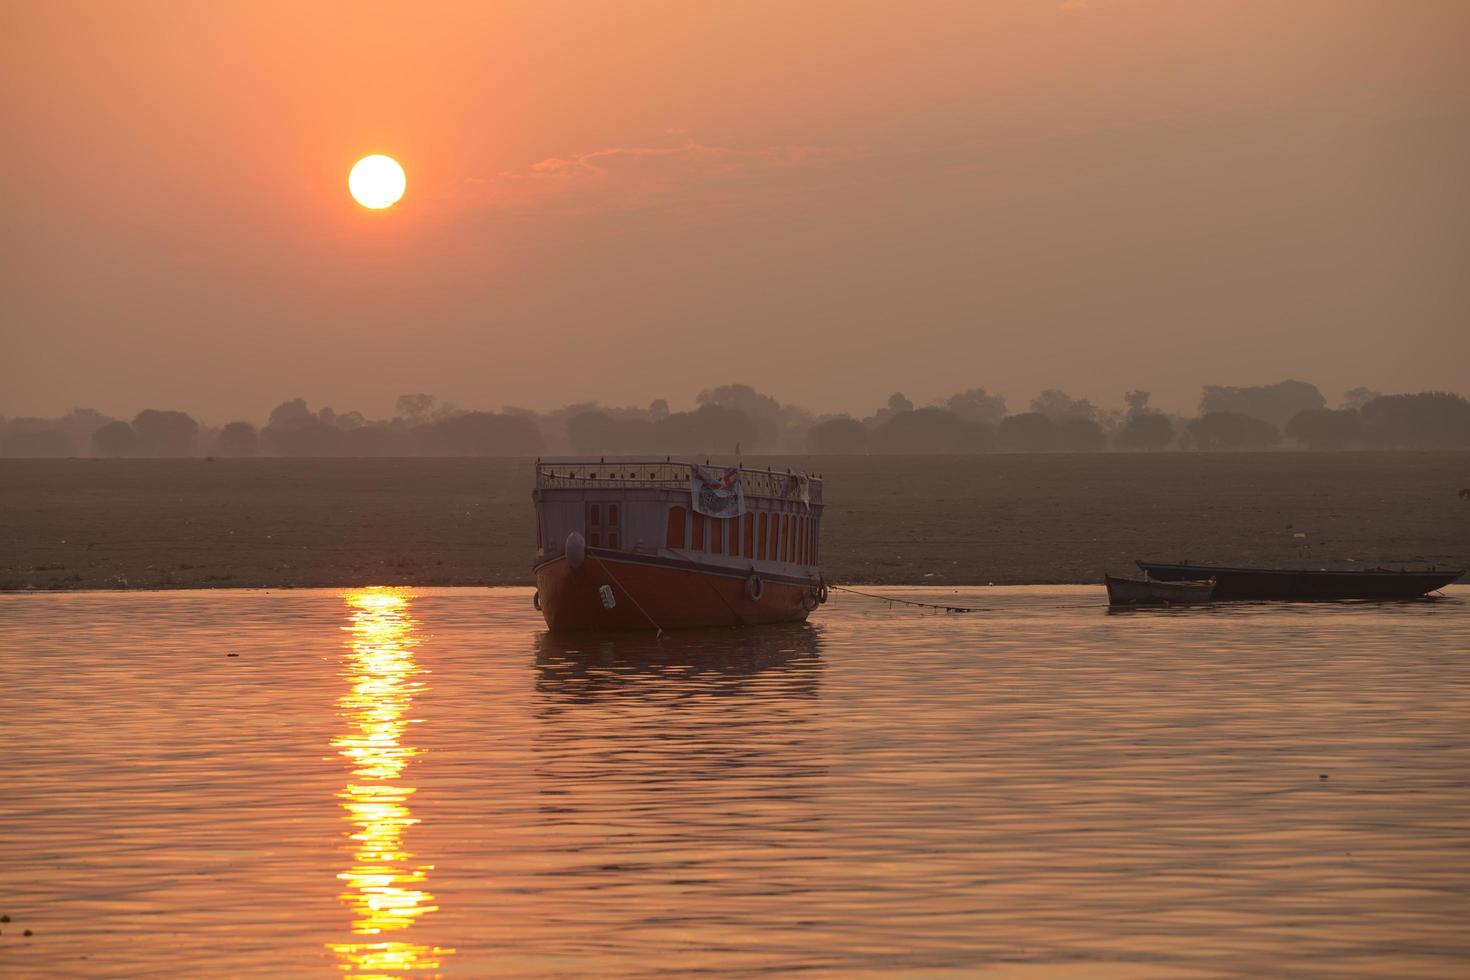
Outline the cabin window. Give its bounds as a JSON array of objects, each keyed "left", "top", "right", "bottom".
[
  {"left": 711, "top": 516, "right": 724, "bottom": 554},
  {"left": 587, "top": 501, "right": 621, "bottom": 550},
  {"left": 729, "top": 517, "right": 742, "bottom": 557},
  {"left": 782, "top": 514, "right": 792, "bottom": 562},
  {"left": 795, "top": 516, "right": 805, "bottom": 564},
  {"left": 744, "top": 513, "right": 755, "bottom": 558},
  {"left": 586, "top": 502, "right": 601, "bottom": 548},
  {"left": 606, "top": 503, "right": 621, "bottom": 549},
  {"left": 758, "top": 512, "right": 768, "bottom": 559},
  {"left": 666, "top": 506, "right": 687, "bottom": 549},
  {"left": 692, "top": 513, "right": 705, "bottom": 551}
]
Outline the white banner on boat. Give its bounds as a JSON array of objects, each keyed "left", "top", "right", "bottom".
[{"left": 690, "top": 465, "right": 745, "bottom": 519}]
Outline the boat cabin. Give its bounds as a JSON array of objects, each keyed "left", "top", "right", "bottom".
[{"left": 533, "top": 460, "right": 824, "bottom": 575}]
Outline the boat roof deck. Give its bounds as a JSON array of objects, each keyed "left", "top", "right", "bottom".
[{"left": 535, "top": 459, "right": 823, "bottom": 504}]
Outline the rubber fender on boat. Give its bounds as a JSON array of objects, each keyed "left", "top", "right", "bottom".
[
  {"left": 533, "top": 590, "right": 542, "bottom": 611},
  {"left": 745, "top": 573, "right": 764, "bottom": 602},
  {"left": 566, "top": 531, "right": 586, "bottom": 569},
  {"left": 816, "top": 581, "right": 829, "bottom": 604},
  {"left": 801, "top": 591, "right": 819, "bottom": 612}
]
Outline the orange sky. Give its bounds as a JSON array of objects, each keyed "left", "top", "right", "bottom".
[{"left": 3, "top": 1, "right": 1467, "bottom": 421}]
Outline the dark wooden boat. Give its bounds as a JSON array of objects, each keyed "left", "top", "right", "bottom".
[
  {"left": 1106, "top": 574, "right": 1215, "bottom": 606},
  {"left": 1136, "top": 560, "right": 1464, "bottom": 601}
]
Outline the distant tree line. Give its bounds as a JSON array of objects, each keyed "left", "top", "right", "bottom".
[{"left": 3, "top": 380, "right": 1469, "bottom": 458}]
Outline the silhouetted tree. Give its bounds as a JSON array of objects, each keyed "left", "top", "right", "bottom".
[
  {"left": 944, "top": 388, "right": 1007, "bottom": 426},
  {"left": 807, "top": 416, "right": 870, "bottom": 453},
  {"left": 1199, "top": 380, "right": 1324, "bottom": 428},
  {"left": 432, "top": 411, "right": 542, "bottom": 456},
  {"left": 1360, "top": 392, "right": 1470, "bottom": 449},
  {"left": 566, "top": 411, "right": 618, "bottom": 454},
  {"left": 649, "top": 398, "right": 670, "bottom": 422},
  {"left": 132, "top": 409, "right": 200, "bottom": 456},
  {"left": 657, "top": 405, "right": 758, "bottom": 453},
  {"left": 1341, "top": 387, "right": 1381, "bottom": 411},
  {"left": 214, "top": 422, "right": 260, "bottom": 457},
  {"left": 1189, "top": 411, "right": 1281, "bottom": 450},
  {"left": 1285, "top": 408, "right": 1362, "bottom": 450},
  {"left": 956, "top": 422, "right": 997, "bottom": 452},
  {"left": 394, "top": 393, "right": 454, "bottom": 426},
  {"left": 696, "top": 384, "right": 783, "bottom": 446},
  {"left": 1117, "top": 412, "right": 1174, "bottom": 450},
  {"left": 565, "top": 411, "right": 656, "bottom": 454},
  {"left": 46, "top": 409, "right": 112, "bottom": 450},
  {"left": 268, "top": 398, "right": 313, "bottom": 427},
  {"left": 91, "top": 421, "right": 137, "bottom": 457},
  {"left": 872, "top": 407, "right": 968, "bottom": 453},
  {"left": 1031, "top": 389, "right": 1098, "bottom": 424},
  {"left": 1058, "top": 417, "right": 1106, "bottom": 452},
  {"left": 998, "top": 412, "right": 1059, "bottom": 452},
  {"left": 262, "top": 417, "right": 344, "bottom": 456}
]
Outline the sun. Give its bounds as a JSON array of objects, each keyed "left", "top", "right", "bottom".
[{"left": 348, "top": 155, "right": 406, "bottom": 210}]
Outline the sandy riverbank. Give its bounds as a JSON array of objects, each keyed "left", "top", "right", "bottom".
[{"left": 2, "top": 453, "right": 1466, "bottom": 590}]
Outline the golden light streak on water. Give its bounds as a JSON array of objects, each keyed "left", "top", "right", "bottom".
[{"left": 328, "top": 589, "right": 453, "bottom": 978}]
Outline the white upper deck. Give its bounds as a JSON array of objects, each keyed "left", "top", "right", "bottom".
[
  {"left": 534, "top": 459, "right": 824, "bottom": 506},
  {"left": 532, "top": 459, "right": 824, "bottom": 575}
]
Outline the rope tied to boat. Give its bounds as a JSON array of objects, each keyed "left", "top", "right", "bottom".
[
  {"left": 826, "top": 584, "right": 988, "bottom": 613},
  {"left": 592, "top": 555, "right": 665, "bottom": 638}
]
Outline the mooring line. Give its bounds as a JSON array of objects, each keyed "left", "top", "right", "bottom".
[
  {"left": 593, "top": 556, "right": 665, "bottom": 638},
  {"left": 826, "top": 584, "right": 989, "bottom": 613}
]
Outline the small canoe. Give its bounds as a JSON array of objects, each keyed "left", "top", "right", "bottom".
[
  {"left": 1105, "top": 573, "right": 1215, "bottom": 607},
  {"left": 1136, "top": 561, "right": 1464, "bottom": 601}
]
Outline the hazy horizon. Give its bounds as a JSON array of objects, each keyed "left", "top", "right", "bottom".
[{"left": 5, "top": 1, "right": 1468, "bottom": 422}]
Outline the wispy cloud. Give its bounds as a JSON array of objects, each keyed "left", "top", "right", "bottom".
[{"left": 470, "top": 139, "right": 854, "bottom": 214}]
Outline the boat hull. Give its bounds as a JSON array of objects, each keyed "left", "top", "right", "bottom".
[
  {"left": 534, "top": 551, "right": 818, "bottom": 631},
  {"left": 1105, "top": 574, "right": 1214, "bottom": 606},
  {"left": 1137, "top": 561, "right": 1464, "bottom": 601}
]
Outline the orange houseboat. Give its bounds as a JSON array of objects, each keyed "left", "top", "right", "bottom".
[{"left": 532, "top": 459, "right": 827, "bottom": 631}]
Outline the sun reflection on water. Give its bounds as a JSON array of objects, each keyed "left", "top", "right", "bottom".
[{"left": 328, "top": 589, "right": 452, "bottom": 978}]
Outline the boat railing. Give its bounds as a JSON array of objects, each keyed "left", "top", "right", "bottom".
[{"left": 535, "top": 459, "right": 823, "bottom": 504}]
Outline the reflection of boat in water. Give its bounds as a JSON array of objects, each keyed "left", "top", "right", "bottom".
[
  {"left": 534, "top": 623, "right": 823, "bottom": 703},
  {"left": 532, "top": 460, "right": 827, "bottom": 631},
  {"left": 531, "top": 624, "right": 827, "bottom": 837},
  {"left": 1137, "top": 560, "right": 1464, "bottom": 601},
  {"left": 328, "top": 590, "right": 453, "bottom": 976},
  {"left": 1105, "top": 573, "right": 1215, "bottom": 607}
]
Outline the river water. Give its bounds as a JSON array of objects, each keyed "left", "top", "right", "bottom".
[{"left": 2, "top": 587, "right": 1467, "bottom": 978}]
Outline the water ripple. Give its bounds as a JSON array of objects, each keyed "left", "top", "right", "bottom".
[{"left": 1, "top": 586, "right": 1467, "bottom": 977}]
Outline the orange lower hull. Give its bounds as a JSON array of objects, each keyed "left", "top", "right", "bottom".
[{"left": 534, "top": 552, "right": 820, "bottom": 631}]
